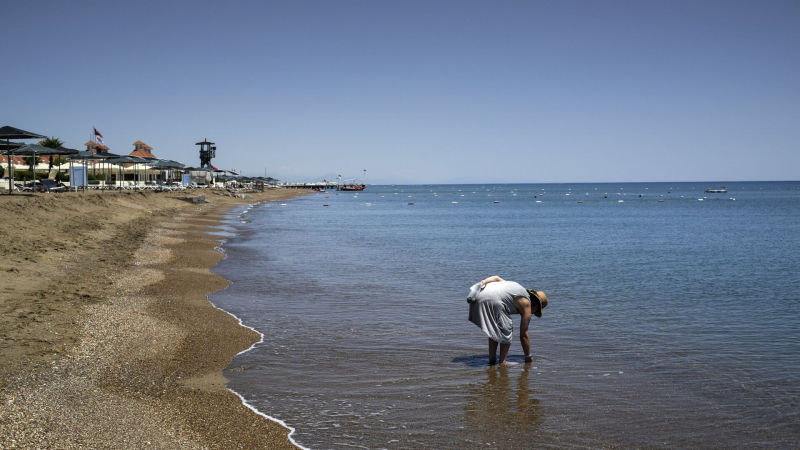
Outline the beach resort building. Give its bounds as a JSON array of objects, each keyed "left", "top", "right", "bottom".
[
  {"left": 79, "top": 140, "right": 161, "bottom": 185},
  {"left": 130, "top": 141, "right": 155, "bottom": 158},
  {"left": 85, "top": 141, "right": 111, "bottom": 154}
]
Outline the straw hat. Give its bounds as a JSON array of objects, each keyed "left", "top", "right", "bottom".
[{"left": 526, "top": 289, "right": 548, "bottom": 318}]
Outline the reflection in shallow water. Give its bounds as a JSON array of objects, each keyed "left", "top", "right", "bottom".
[
  {"left": 464, "top": 364, "right": 544, "bottom": 447},
  {"left": 452, "top": 354, "right": 529, "bottom": 368}
]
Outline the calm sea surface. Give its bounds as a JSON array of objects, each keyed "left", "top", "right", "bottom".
[{"left": 209, "top": 182, "right": 800, "bottom": 449}]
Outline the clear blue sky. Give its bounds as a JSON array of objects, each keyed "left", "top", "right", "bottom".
[{"left": 3, "top": 0, "right": 798, "bottom": 183}]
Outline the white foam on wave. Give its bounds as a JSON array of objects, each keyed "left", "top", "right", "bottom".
[
  {"left": 228, "top": 389, "right": 312, "bottom": 450},
  {"left": 213, "top": 239, "right": 228, "bottom": 256},
  {"left": 206, "top": 300, "right": 310, "bottom": 449}
]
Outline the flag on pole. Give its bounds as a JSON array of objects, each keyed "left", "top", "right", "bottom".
[{"left": 94, "top": 127, "right": 104, "bottom": 144}]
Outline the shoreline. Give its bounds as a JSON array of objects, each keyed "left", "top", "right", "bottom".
[
  {"left": 204, "top": 217, "right": 311, "bottom": 450},
  {"left": 0, "top": 189, "right": 311, "bottom": 448}
]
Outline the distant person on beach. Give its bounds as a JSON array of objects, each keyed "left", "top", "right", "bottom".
[{"left": 467, "top": 276, "right": 548, "bottom": 365}]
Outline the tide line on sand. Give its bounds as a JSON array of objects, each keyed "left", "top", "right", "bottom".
[{"left": 207, "top": 298, "right": 311, "bottom": 450}]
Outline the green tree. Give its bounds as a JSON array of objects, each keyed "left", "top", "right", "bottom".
[
  {"left": 23, "top": 156, "right": 39, "bottom": 175},
  {"left": 40, "top": 137, "right": 64, "bottom": 148},
  {"left": 41, "top": 137, "right": 65, "bottom": 170}
]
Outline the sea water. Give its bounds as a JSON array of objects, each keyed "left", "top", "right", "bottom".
[{"left": 210, "top": 182, "right": 800, "bottom": 449}]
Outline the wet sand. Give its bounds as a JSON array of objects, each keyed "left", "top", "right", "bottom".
[{"left": 0, "top": 189, "right": 309, "bottom": 448}]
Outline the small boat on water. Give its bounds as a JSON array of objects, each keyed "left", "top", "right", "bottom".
[
  {"left": 339, "top": 184, "right": 365, "bottom": 191},
  {"left": 705, "top": 186, "right": 728, "bottom": 194},
  {"left": 337, "top": 177, "right": 366, "bottom": 191}
]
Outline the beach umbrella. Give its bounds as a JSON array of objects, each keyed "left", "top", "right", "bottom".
[
  {"left": 12, "top": 144, "right": 80, "bottom": 157},
  {"left": 66, "top": 150, "right": 110, "bottom": 160},
  {"left": 0, "top": 141, "right": 23, "bottom": 152},
  {"left": 0, "top": 126, "right": 47, "bottom": 194},
  {"left": 105, "top": 156, "right": 150, "bottom": 186},
  {"left": 105, "top": 156, "right": 147, "bottom": 164},
  {"left": 144, "top": 159, "right": 184, "bottom": 185},
  {"left": 66, "top": 151, "right": 113, "bottom": 189},
  {"left": 9, "top": 144, "right": 79, "bottom": 187}
]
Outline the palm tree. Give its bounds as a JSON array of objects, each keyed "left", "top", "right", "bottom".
[
  {"left": 22, "top": 156, "right": 40, "bottom": 181},
  {"left": 41, "top": 137, "right": 65, "bottom": 170}
]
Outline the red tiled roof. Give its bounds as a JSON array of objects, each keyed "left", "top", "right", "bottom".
[
  {"left": 132, "top": 140, "right": 153, "bottom": 150},
  {"left": 3, "top": 156, "right": 51, "bottom": 165},
  {"left": 130, "top": 149, "right": 155, "bottom": 158}
]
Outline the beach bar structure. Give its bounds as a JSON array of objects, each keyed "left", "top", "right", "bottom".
[{"left": 182, "top": 167, "right": 214, "bottom": 186}]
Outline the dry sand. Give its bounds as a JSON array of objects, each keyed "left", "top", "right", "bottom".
[{"left": 0, "top": 188, "right": 310, "bottom": 448}]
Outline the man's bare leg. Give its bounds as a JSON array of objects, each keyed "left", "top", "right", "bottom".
[
  {"left": 488, "top": 338, "right": 499, "bottom": 365},
  {"left": 498, "top": 343, "right": 511, "bottom": 364}
]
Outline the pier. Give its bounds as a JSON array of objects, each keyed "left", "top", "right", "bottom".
[{"left": 281, "top": 182, "right": 342, "bottom": 190}]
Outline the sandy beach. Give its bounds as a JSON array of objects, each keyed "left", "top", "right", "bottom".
[{"left": 0, "top": 189, "right": 309, "bottom": 448}]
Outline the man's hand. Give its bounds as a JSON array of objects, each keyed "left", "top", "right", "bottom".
[{"left": 480, "top": 276, "right": 504, "bottom": 287}]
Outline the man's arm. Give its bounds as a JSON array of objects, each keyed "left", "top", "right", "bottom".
[
  {"left": 516, "top": 297, "right": 533, "bottom": 362},
  {"left": 480, "top": 276, "right": 504, "bottom": 287}
]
